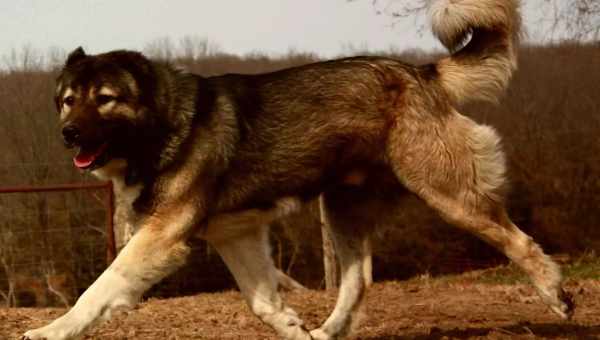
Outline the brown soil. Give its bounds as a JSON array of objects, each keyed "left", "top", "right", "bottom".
[{"left": 2, "top": 279, "right": 599, "bottom": 340}]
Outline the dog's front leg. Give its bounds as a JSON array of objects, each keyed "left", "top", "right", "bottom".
[
  {"left": 22, "top": 205, "right": 196, "bottom": 340},
  {"left": 208, "top": 224, "right": 311, "bottom": 340}
]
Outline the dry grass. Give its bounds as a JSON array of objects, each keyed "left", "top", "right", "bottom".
[{"left": 2, "top": 270, "right": 600, "bottom": 339}]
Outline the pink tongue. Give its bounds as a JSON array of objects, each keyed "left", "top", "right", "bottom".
[{"left": 73, "top": 143, "right": 108, "bottom": 168}]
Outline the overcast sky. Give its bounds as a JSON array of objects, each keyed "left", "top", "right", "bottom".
[{"left": 1, "top": 0, "right": 553, "bottom": 63}]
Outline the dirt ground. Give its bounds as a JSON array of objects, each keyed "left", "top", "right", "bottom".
[{"left": 2, "top": 278, "right": 599, "bottom": 340}]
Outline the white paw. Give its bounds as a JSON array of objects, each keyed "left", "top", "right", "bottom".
[
  {"left": 536, "top": 286, "right": 575, "bottom": 320},
  {"left": 282, "top": 309, "right": 303, "bottom": 327},
  {"left": 22, "top": 327, "right": 70, "bottom": 340},
  {"left": 22, "top": 330, "right": 45, "bottom": 340},
  {"left": 22, "top": 315, "right": 84, "bottom": 340},
  {"left": 264, "top": 308, "right": 311, "bottom": 340},
  {"left": 550, "top": 289, "right": 575, "bottom": 320},
  {"left": 309, "top": 328, "right": 332, "bottom": 340}
]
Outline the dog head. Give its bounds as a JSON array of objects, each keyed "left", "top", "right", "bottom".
[{"left": 55, "top": 47, "right": 160, "bottom": 171}]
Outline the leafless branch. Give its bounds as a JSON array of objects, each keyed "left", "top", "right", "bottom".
[
  {"left": 348, "top": 0, "right": 428, "bottom": 31},
  {"left": 353, "top": 0, "right": 599, "bottom": 42},
  {"left": 544, "top": 0, "right": 600, "bottom": 41}
]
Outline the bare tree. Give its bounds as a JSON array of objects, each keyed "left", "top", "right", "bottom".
[
  {"left": 348, "top": 0, "right": 426, "bottom": 17},
  {"left": 0, "top": 229, "right": 17, "bottom": 306},
  {"left": 144, "top": 36, "right": 221, "bottom": 62},
  {"left": 352, "top": 0, "right": 600, "bottom": 42},
  {"left": 41, "top": 260, "right": 75, "bottom": 307},
  {"left": 143, "top": 37, "right": 176, "bottom": 61},
  {"left": 544, "top": 0, "right": 600, "bottom": 41},
  {"left": 2, "top": 45, "right": 44, "bottom": 72},
  {"left": 348, "top": 0, "right": 427, "bottom": 27},
  {"left": 179, "top": 36, "right": 221, "bottom": 60}
]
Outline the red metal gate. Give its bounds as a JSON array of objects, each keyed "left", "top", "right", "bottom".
[{"left": 0, "top": 182, "right": 115, "bottom": 263}]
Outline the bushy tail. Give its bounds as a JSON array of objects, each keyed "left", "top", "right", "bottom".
[{"left": 430, "top": 0, "right": 521, "bottom": 104}]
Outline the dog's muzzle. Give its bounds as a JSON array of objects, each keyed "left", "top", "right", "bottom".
[{"left": 62, "top": 124, "right": 81, "bottom": 148}]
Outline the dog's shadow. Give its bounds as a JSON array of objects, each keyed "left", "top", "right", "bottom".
[{"left": 362, "top": 322, "right": 600, "bottom": 339}]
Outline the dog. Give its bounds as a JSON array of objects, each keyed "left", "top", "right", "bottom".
[{"left": 23, "top": 0, "right": 574, "bottom": 339}]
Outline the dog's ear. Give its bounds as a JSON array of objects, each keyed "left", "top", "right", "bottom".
[{"left": 66, "top": 47, "right": 86, "bottom": 66}]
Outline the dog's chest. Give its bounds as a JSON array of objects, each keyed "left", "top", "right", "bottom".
[{"left": 112, "top": 180, "right": 143, "bottom": 250}]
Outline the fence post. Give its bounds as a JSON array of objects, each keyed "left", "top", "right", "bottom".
[
  {"left": 105, "top": 181, "right": 116, "bottom": 264},
  {"left": 319, "top": 195, "right": 338, "bottom": 290}
]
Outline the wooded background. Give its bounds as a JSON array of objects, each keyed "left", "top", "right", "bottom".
[{"left": 0, "top": 41, "right": 599, "bottom": 306}]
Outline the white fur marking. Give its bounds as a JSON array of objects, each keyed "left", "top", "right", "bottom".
[
  {"left": 92, "top": 159, "right": 143, "bottom": 248},
  {"left": 467, "top": 123, "right": 506, "bottom": 199},
  {"left": 96, "top": 87, "right": 118, "bottom": 115},
  {"left": 97, "top": 101, "right": 116, "bottom": 114},
  {"left": 98, "top": 87, "right": 117, "bottom": 97}
]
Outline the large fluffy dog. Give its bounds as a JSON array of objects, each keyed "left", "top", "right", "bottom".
[{"left": 23, "top": 1, "right": 573, "bottom": 339}]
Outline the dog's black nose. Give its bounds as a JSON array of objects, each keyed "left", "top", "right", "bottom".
[{"left": 62, "top": 124, "right": 81, "bottom": 146}]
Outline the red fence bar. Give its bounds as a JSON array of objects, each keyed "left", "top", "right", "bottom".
[
  {"left": 0, "top": 181, "right": 116, "bottom": 265},
  {"left": 0, "top": 182, "right": 111, "bottom": 193}
]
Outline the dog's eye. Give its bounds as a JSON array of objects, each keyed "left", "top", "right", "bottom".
[
  {"left": 63, "top": 96, "right": 75, "bottom": 106},
  {"left": 97, "top": 95, "right": 116, "bottom": 105}
]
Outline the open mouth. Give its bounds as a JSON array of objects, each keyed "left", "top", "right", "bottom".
[{"left": 73, "top": 142, "right": 109, "bottom": 170}]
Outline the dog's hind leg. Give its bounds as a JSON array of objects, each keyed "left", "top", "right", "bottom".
[
  {"left": 210, "top": 224, "right": 312, "bottom": 340},
  {"left": 310, "top": 186, "right": 378, "bottom": 340},
  {"left": 386, "top": 112, "right": 574, "bottom": 319}
]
